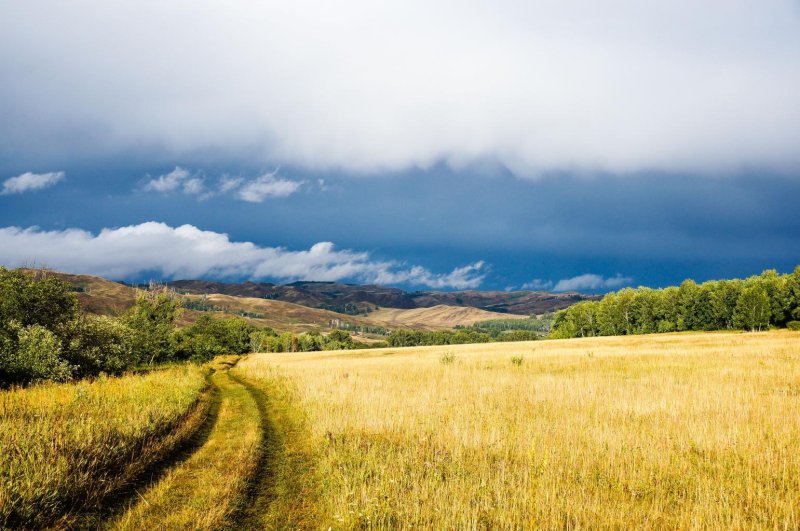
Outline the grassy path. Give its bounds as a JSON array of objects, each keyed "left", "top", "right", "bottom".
[{"left": 107, "top": 362, "right": 264, "bottom": 530}]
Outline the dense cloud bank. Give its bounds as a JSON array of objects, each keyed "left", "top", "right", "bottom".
[{"left": 2, "top": 1, "right": 799, "bottom": 175}]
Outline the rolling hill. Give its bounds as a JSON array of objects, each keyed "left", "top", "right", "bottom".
[
  {"left": 368, "top": 305, "right": 528, "bottom": 330},
  {"left": 168, "top": 280, "right": 596, "bottom": 314},
  {"left": 44, "top": 271, "right": 534, "bottom": 333}
]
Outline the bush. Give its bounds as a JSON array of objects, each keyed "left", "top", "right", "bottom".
[
  {"left": 61, "top": 315, "right": 135, "bottom": 377},
  {"left": 788, "top": 321, "right": 800, "bottom": 331},
  {"left": 511, "top": 355, "right": 524, "bottom": 366},
  {"left": 173, "top": 316, "right": 257, "bottom": 361},
  {"left": 1, "top": 324, "right": 72, "bottom": 384}
]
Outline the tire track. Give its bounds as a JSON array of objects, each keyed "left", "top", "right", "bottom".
[{"left": 103, "top": 361, "right": 263, "bottom": 530}]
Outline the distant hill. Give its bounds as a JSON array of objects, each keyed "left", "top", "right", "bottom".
[
  {"left": 168, "top": 280, "right": 596, "bottom": 315},
  {"left": 368, "top": 305, "right": 528, "bottom": 331},
  {"left": 35, "top": 271, "right": 593, "bottom": 334}
]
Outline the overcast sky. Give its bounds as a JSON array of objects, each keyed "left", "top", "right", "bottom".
[{"left": 1, "top": 1, "right": 799, "bottom": 291}]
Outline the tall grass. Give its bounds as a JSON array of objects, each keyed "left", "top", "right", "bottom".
[
  {"left": 240, "top": 331, "right": 800, "bottom": 529},
  {"left": 0, "top": 364, "right": 209, "bottom": 528},
  {"left": 109, "top": 369, "right": 261, "bottom": 530}
]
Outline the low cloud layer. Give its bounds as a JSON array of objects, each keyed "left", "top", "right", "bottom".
[
  {"left": 142, "top": 167, "right": 303, "bottom": 202},
  {"left": 1, "top": 171, "right": 64, "bottom": 195},
  {"left": 2, "top": 1, "right": 799, "bottom": 176},
  {"left": 0, "top": 222, "right": 485, "bottom": 288},
  {"left": 523, "top": 274, "right": 632, "bottom": 293}
]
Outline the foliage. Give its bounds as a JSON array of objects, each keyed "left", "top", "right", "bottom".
[
  {"left": 124, "top": 286, "right": 182, "bottom": 364},
  {"left": 250, "top": 328, "right": 359, "bottom": 353},
  {"left": 60, "top": 315, "right": 136, "bottom": 377},
  {"left": 1, "top": 323, "right": 72, "bottom": 384},
  {"left": 787, "top": 321, "right": 800, "bottom": 331},
  {"left": 173, "top": 315, "right": 257, "bottom": 361},
  {"left": 387, "top": 328, "right": 491, "bottom": 347},
  {"left": 551, "top": 267, "right": 800, "bottom": 339},
  {"left": 457, "top": 313, "right": 554, "bottom": 338}
]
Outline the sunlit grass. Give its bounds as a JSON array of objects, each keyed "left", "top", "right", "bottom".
[
  {"left": 240, "top": 331, "right": 800, "bottom": 529},
  {"left": 0, "top": 364, "right": 209, "bottom": 528},
  {"left": 110, "top": 367, "right": 260, "bottom": 530}
]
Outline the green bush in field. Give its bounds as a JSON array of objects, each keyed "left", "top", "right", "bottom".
[
  {"left": 173, "top": 315, "right": 258, "bottom": 361},
  {"left": 61, "top": 315, "right": 136, "bottom": 377},
  {"left": 788, "top": 321, "right": 800, "bottom": 331},
  {"left": 1, "top": 323, "right": 73, "bottom": 383}
]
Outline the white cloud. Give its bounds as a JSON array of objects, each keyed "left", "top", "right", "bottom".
[
  {"left": 521, "top": 279, "right": 553, "bottom": 291},
  {"left": 1, "top": 171, "right": 64, "bottom": 195},
  {"left": 2, "top": 1, "right": 799, "bottom": 176},
  {"left": 0, "top": 222, "right": 485, "bottom": 288},
  {"left": 219, "top": 176, "right": 243, "bottom": 193},
  {"left": 237, "top": 171, "right": 303, "bottom": 202},
  {"left": 143, "top": 168, "right": 301, "bottom": 202},
  {"left": 521, "top": 273, "right": 632, "bottom": 292},
  {"left": 553, "top": 274, "right": 632, "bottom": 292},
  {"left": 143, "top": 167, "right": 194, "bottom": 193}
]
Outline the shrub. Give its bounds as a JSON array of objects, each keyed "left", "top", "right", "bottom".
[
  {"left": 511, "top": 355, "right": 524, "bottom": 366},
  {"left": 2, "top": 323, "right": 72, "bottom": 384},
  {"left": 787, "top": 321, "right": 800, "bottom": 331},
  {"left": 61, "top": 315, "right": 136, "bottom": 377}
]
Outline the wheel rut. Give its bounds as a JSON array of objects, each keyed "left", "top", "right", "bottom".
[{"left": 102, "top": 359, "right": 264, "bottom": 530}]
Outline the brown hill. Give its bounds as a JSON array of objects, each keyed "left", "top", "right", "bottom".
[
  {"left": 36, "top": 271, "right": 586, "bottom": 333},
  {"left": 368, "top": 305, "right": 528, "bottom": 331},
  {"left": 181, "top": 293, "right": 386, "bottom": 333},
  {"left": 168, "top": 280, "right": 596, "bottom": 314}
]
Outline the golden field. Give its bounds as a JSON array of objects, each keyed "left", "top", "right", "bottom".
[
  {"left": 239, "top": 331, "right": 800, "bottom": 529},
  {"left": 0, "top": 364, "right": 209, "bottom": 528}
]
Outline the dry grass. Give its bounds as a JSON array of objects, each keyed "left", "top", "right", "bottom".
[
  {"left": 239, "top": 331, "right": 800, "bottom": 529},
  {"left": 182, "top": 293, "right": 384, "bottom": 332},
  {"left": 0, "top": 364, "right": 209, "bottom": 528},
  {"left": 110, "top": 367, "right": 261, "bottom": 530},
  {"left": 369, "top": 304, "right": 526, "bottom": 330}
]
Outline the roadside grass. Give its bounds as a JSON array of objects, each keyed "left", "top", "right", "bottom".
[
  {"left": 0, "top": 364, "right": 210, "bottom": 528},
  {"left": 108, "top": 366, "right": 262, "bottom": 530},
  {"left": 245, "top": 331, "right": 800, "bottom": 529},
  {"left": 230, "top": 363, "right": 324, "bottom": 529}
]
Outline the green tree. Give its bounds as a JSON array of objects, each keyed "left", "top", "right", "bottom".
[
  {"left": 125, "top": 286, "right": 182, "bottom": 364},
  {"left": 733, "top": 284, "right": 771, "bottom": 332}
]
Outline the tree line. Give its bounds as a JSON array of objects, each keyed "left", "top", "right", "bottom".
[
  {"left": 385, "top": 327, "right": 541, "bottom": 347},
  {"left": 550, "top": 267, "right": 800, "bottom": 339}
]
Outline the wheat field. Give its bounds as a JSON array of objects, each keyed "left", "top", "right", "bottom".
[{"left": 238, "top": 331, "right": 800, "bottom": 529}]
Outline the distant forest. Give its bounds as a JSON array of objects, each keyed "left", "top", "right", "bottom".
[{"left": 551, "top": 267, "right": 800, "bottom": 339}]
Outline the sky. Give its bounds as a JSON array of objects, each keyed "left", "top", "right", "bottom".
[{"left": 1, "top": 1, "right": 799, "bottom": 292}]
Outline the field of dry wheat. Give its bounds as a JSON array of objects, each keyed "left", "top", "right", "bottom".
[{"left": 239, "top": 331, "right": 800, "bottom": 529}]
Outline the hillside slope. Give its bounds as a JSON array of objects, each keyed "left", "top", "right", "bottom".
[
  {"left": 39, "top": 271, "right": 580, "bottom": 332},
  {"left": 169, "top": 280, "right": 596, "bottom": 314},
  {"left": 368, "top": 305, "right": 527, "bottom": 330}
]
